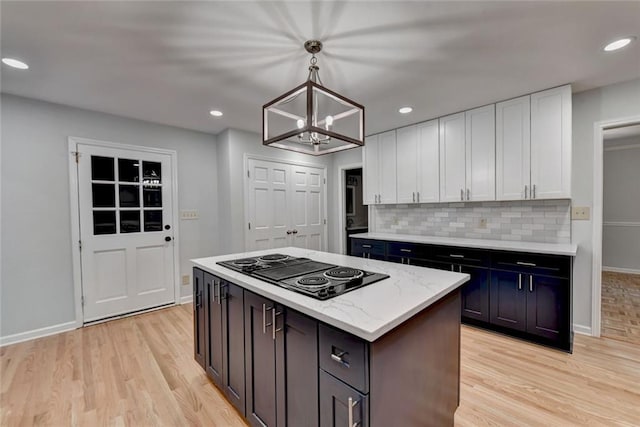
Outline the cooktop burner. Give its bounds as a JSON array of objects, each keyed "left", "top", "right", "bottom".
[
  {"left": 324, "top": 267, "right": 364, "bottom": 280},
  {"left": 217, "top": 253, "right": 389, "bottom": 300}
]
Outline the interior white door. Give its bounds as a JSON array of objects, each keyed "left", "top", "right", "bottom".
[
  {"left": 76, "top": 143, "right": 175, "bottom": 323},
  {"left": 496, "top": 95, "right": 531, "bottom": 201},
  {"left": 246, "top": 159, "right": 326, "bottom": 251},
  {"left": 465, "top": 105, "right": 496, "bottom": 201},
  {"left": 396, "top": 125, "right": 419, "bottom": 204},
  {"left": 439, "top": 113, "right": 467, "bottom": 202},
  {"left": 363, "top": 134, "right": 380, "bottom": 205},
  {"left": 417, "top": 119, "right": 440, "bottom": 203}
]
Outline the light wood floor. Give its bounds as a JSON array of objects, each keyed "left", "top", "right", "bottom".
[
  {"left": 602, "top": 271, "right": 640, "bottom": 344},
  {"left": 2, "top": 305, "right": 640, "bottom": 426}
]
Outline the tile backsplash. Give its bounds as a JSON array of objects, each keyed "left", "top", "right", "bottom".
[{"left": 373, "top": 200, "right": 571, "bottom": 243}]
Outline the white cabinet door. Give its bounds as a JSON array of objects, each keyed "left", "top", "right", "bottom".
[
  {"left": 396, "top": 125, "right": 419, "bottom": 204},
  {"left": 439, "top": 113, "right": 466, "bottom": 202},
  {"left": 378, "top": 130, "right": 397, "bottom": 204},
  {"left": 530, "top": 85, "right": 572, "bottom": 199},
  {"left": 465, "top": 105, "right": 496, "bottom": 201},
  {"left": 417, "top": 120, "right": 440, "bottom": 203},
  {"left": 496, "top": 95, "right": 531, "bottom": 201},
  {"left": 363, "top": 134, "right": 379, "bottom": 205}
]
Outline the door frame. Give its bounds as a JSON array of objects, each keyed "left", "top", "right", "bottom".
[
  {"left": 590, "top": 115, "right": 640, "bottom": 337},
  {"left": 68, "top": 136, "right": 181, "bottom": 327},
  {"left": 243, "top": 154, "right": 328, "bottom": 252},
  {"left": 337, "top": 163, "right": 363, "bottom": 255}
]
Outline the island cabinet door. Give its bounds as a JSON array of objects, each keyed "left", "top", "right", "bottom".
[
  {"left": 526, "top": 275, "right": 569, "bottom": 342},
  {"left": 489, "top": 270, "right": 527, "bottom": 331},
  {"left": 222, "top": 281, "right": 245, "bottom": 416},
  {"left": 460, "top": 266, "right": 490, "bottom": 323},
  {"left": 193, "top": 268, "right": 205, "bottom": 369},
  {"left": 320, "top": 371, "right": 368, "bottom": 427},
  {"left": 205, "top": 273, "right": 224, "bottom": 387},
  {"left": 244, "top": 291, "right": 278, "bottom": 427}
]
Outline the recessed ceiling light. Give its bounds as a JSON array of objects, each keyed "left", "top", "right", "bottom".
[
  {"left": 399, "top": 107, "right": 413, "bottom": 114},
  {"left": 604, "top": 37, "right": 635, "bottom": 52},
  {"left": 2, "top": 57, "right": 29, "bottom": 70},
  {"left": 209, "top": 110, "right": 223, "bottom": 117}
]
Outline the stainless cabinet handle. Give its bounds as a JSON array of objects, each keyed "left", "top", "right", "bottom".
[
  {"left": 459, "top": 265, "right": 462, "bottom": 273},
  {"left": 362, "top": 244, "right": 372, "bottom": 248},
  {"left": 195, "top": 291, "right": 201, "bottom": 309},
  {"left": 348, "top": 397, "right": 360, "bottom": 427},
  {"left": 262, "top": 304, "right": 273, "bottom": 334},
  {"left": 451, "top": 264, "right": 455, "bottom": 271},
  {"left": 517, "top": 261, "right": 537, "bottom": 267},
  {"left": 215, "top": 281, "right": 220, "bottom": 305},
  {"left": 467, "top": 189, "right": 470, "bottom": 200},
  {"left": 461, "top": 189, "right": 464, "bottom": 201},
  {"left": 400, "top": 248, "right": 412, "bottom": 253},
  {"left": 417, "top": 192, "right": 420, "bottom": 202},
  {"left": 330, "top": 349, "right": 349, "bottom": 366},
  {"left": 533, "top": 184, "right": 536, "bottom": 199},
  {"left": 524, "top": 185, "right": 528, "bottom": 199},
  {"left": 407, "top": 258, "right": 411, "bottom": 265},
  {"left": 450, "top": 254, "right": 465, "bottom": 258},
  {"left": 412, "top": 192, "right": 415, "bottom": 203},
  {"left": 286, "top": 230, "right": 292, "bottom": 235},
  {"left": 518, "top": 274, "right": 522, "bottom": 290},
  {"left": 272, "top": 309, "right": 283, "bottom": 340},
  {"left": 529, "top": 276, "right": 533, "bottom": 292},
  {"left": 292, "top": 230, "right": 298, "bottom": 234}
]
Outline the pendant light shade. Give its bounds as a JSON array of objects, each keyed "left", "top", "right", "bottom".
[{"left": 263, "top": 40, "right": 365, "bottom": 156}]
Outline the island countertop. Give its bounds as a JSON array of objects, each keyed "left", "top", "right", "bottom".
[{"left": 192, "top": 247, "right": 468, "bottom": 342}]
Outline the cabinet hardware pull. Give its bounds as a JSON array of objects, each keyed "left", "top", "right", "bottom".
[
  {"left": 348, "top": 397, "right": 360, "bottom": 427},
  {"left": 262, "top": 304, "right": 273, "bottom": 334},
  {"left": 400, "top": 248, "right": 412, "bottom": 253},
  {"left": 292, "top": 229, "right": 298, "bottom": 234},
  {"left": 412, "top": 192, "right": 415, "bottom": 203},
  {"left": 407, "top": 258, "right": 411, "bottom": 265},
  {"left": 195, "top": 291, "right": 201, "bottom": 309},
  {"left": 517, "top": 261, "right": 536, "bottom": 267},
  {"left": 215, "top": 281, "right": 221, "bottom": 305},
  {"left": 460, "top": 189, "right": 464, "bottom": 201},
  {"left": 272, "top": 309, "right": 283, "bottom": 340},
  {"left": 529, "top": 276, "right": 533, "bottom": 292},
  {"left": 467, "top": 189, "right": 470, "bottom": 200},
  {"left": 451, "top": 264, "right": 455, "bottom": 271},
  {"left": 459, "top": 265, "right": 462, "bottom": 273},
  {"left": 362, "top": 244, "right": 372, "bottom": 248},
  {"left": 286, "top": 230, "right": 292, "bottom": 235},
  {"left": 450, "top": 254, "right": 464, "bottom": 258},
  {"left": 518, "top": 274, "right": 522, "bottom": 290},
  {"left": 533, "top": 184, "right": 536, "bottom": 199},
  {"left": 330, "top": 349, "right": 349, "bottom": 366},
  {"left": 417, "top": 192, "right": 420, "bottom": 202},
  {"left": 524, "top": 185, "right": 528, "bottom": 199}
]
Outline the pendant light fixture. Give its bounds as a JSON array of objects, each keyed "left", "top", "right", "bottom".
[{"left": 263, "top": 40, "right": 365, "bottom": 155}]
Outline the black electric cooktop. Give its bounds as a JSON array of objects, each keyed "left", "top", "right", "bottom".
[{"left": 217, "top": 253, "right": 389, "bottom": 300}]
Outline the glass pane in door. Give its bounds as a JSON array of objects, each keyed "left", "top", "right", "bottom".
[
  {"left": 118, "top": 158, "right": 140, "bottom": 182},
  {"left": 142, "top": 161, "right": 161, "bottom": 184},
  {"left": 92, "top": 184, "right": 115, "bottom": 207},
  {"left": 144, "top": 210, "right": 163, "bottom": 232},
  {"left": 119, "top": 185, "right": 140, "bottom": 207},
  {"left": 120, "top": 210, "right": 141, "bottom": 233},
  {"left": 93, "top": 211, "right": 116, "bottom": 235},
  {"left": 143, "top": 186, "right": 162, "bottom": 207},
  {"left": 91, "top": 156, "right": 115, "bottom": 181}
]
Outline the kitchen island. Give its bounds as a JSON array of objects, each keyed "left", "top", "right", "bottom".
[{"left": 192, "top": 247, "right": 469, "bottom": 427}]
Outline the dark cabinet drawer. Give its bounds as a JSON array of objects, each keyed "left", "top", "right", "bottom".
[
  {"left": 351, "top": 239, "right": 385, "bottom": 259},
  {"left": 319, "top": 324, "right": 369, "bottom": 394},
  {"left": 491, "top": 251, "right": 571, "bottom": 278},
  {"left": 430, "top": 246, "right": 489, "bottom": 267},
  {"left": 386, "top": 242, "right": 428, "bottom": 259}
]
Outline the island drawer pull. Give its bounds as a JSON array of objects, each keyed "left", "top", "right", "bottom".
[
  {"left": 262, "top": 304, "right": 273, "bottom": 334},
  {"left": 330, "top": 347, "right": 350, "bottom": 367},
  {"left": 400, "top": 248, "right": 412, "bottom": 253},
  {"left": 449, "top": 254, "right": 465, "bottom": 258},
  {"left": 272, "top": 309, "right": 283, "bottom": 340},
  {"left": 518, "top": 274, "right": 522, "bottom": 290},
  {"left": 517, "top": 261, "right": 537, "bottom": 267},
  {"left": 348, "top": 397, "right": 360, "bottom": 427},
  {"left": 362, "top": 244, "right": 372, "bottom": 248},
  {"left": 529, "top": 276, "right": 533, "bottom": 292}
]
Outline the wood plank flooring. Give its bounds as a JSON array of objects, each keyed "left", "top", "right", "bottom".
[
  {"left": 602, "top": 271, "right": 640, "bottom": 343},
  {"left": 2, "top": 304, "right": 640, "bottom": 426}
]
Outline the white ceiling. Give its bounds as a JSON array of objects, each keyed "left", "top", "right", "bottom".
[{"left": 2, "top": 1, "right": 639, "bottom": 137}]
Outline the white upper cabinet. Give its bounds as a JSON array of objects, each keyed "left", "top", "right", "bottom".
[
  {"left": 439, "top": 112, "right": 467, "bottom": 202},
  {"left": 530, "top": 85, "right": 572, "bottom": 199},
  {"left": 496, "top": 95, "right": 531, "bottom": 200},
  {"left": 417, "top": 120, "right": 440, "bottom": 203},
  {"left": 363, "top": 131, "right": 397, "bottom": 205},
  {"left": 465, "top": 105, "right": 496, "bottom": 201},
  {"left": 396, "top": 120, "right": 440, "bottom": 204}
]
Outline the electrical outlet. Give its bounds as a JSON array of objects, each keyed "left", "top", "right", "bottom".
[
  {"left": 180, "top": 210, "right": 199, "bottom": 220},
  {"left": 479, "top": 218, "right": 487, "bottom": 229},
  {"left": 182, "top": 275, "right": 190, "bottom": 286},
  {"left": 571, "top": 206, "right": 591, "bottom": 220}
]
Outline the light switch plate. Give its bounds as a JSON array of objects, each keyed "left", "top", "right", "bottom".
[
  {"left": 572, "top": 206, "right": 590, "bottom": 220},
  {"left": 180, "top": 210, "right": 199, "bottom": 220}
]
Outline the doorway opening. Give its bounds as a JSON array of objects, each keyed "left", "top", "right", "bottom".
[
  {"left": 600, "top": 124, "right": 640, "bottom": 343},
  {"left": 342, "top": 167, "right": 368, "bottom": 255}
]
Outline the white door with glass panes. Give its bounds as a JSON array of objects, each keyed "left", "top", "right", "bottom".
[
  {"left": 246, "top": 158, "right": 326, "bottom": 251},
  {"left": 76, "top": 143, "right": 175, "bottom": 323}
]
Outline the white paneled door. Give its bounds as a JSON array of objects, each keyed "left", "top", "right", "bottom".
[
  {"left": 76, "top": 142, "right": 176, "bottom": 323},
  {"left": 246, "top": 159, "right": 326, "bottom": 251}
]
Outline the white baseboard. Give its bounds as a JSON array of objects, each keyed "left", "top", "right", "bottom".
[
  {"left": 0, "top": 321, "right": 77, "bottom": 347},
  {"left": 602, "top": 266, "right": 640, "bottom": 275},
  {"left": 573, "top": 324, "right": 593, "bottom": 336},
  {"left": 180, "top": 295, "right": 193, "bottom": 305}
]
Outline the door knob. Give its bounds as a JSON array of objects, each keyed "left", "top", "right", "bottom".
[
  {"left": 164, "top": 224, "right": 171, "bottom": 230},
  {"left": 165, "top": 236, "right": 172, "bottom": 242}
]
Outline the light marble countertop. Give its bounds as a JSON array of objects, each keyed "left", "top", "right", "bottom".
[
  {"left": 192, "top": 247, "right": 468, "bottom": 342},
  {"left": 350, "top": 232, "right": 577, "bottom": 256}
]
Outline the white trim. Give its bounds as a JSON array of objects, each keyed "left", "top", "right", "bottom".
[
  {"left": 603, "top": 143, "right": 640, "bottom": 152},
  {"left": 603, "top": 221, "right": 640, "bottom": 227},
  {"left": 337, "top": 163, "right": 364, "bottom": 254},
  {"left": 591, "top": 115, "right": 640, "bottom": 338},
  {"left": 602, "top": 266, "right": 640, "bottom": 275},
  {"left": 243, "top": 154, "right": 328, "bottom": 252},
  {"left": 180, "top": 295, "right": 194, "bottom": 304},
  {"left": 67, "top": 136, "right": 181, "bottom": 326},
  {"left": 0, "top": 321, "right": 77, "bottom": 347},
  {"left": 573, "top": 324, "right": 592, "bottom": 336}
]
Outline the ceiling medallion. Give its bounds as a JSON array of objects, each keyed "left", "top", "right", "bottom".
[{"left": 262, "top": 40, "right": 365, "bottom": 156}]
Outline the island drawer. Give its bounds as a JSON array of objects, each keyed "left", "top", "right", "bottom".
[
  {"left": 387, "top": 241, "right": 430, "bottom": 259},
  {"left": 430, "top": 246, "right": 489, "bottom": 267},
  {"left": 351, "top": 239, "right": 385, "bottom": 258},
  {"left": 319, "top": 324, "right": 369, "bottom": 393}
]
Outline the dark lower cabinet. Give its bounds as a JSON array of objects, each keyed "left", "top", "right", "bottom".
[
  {"left": 489, "top": 270, "right": 527, "bottom": 331},
  {"left": 193, "top": 268, "right": 205, "bottom": 368},
  {"left": 527, "top": 275, "right": 569, "bottom": 342},
  {"left": 460, "top": 266, "right": 490, "bottom": 323},
  {"left": 205, "top": 272, "right": 224, "bottom": 387},
  {"left": 319, "top": 370, "right": 368, "bottom": 427}
]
